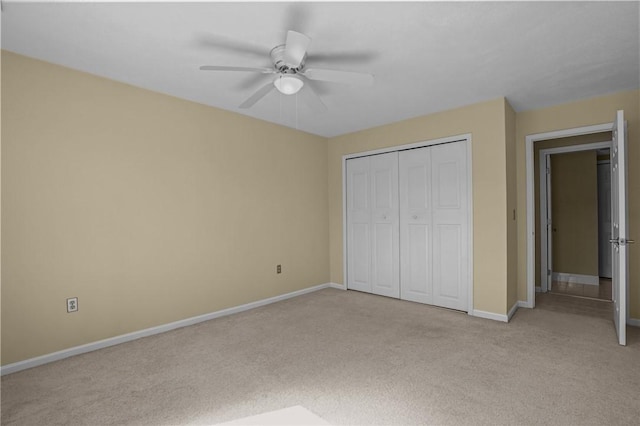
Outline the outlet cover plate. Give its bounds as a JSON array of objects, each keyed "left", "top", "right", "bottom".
[{"left": 67, "top": 297, "right": 78, "bottom": 313}]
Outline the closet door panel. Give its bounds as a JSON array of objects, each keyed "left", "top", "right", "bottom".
[
  {"left": 351, "top": 223, "right": 370, "bottom": 286},
  {"left": 346, "top": 156, "right": 372, "bottom": 293},
  {"left": 370, "top": 152, "right": 400, "bottom": 298},
  {"left": 399, "top": 148, "right": 433, "bottom": 304},
  {"left": 435, "top": 224, "right": 462, "bottom": 299},
  {"left": 407, "top": 223, "right": 429, "bottom": 294},
  {"left": 431, "top": 142, "right": 468, "bottom": 311}
]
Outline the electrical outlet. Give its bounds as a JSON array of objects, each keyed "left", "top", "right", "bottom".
[
  {"left": 277, "top": 264, "right": 282, "bottom": 274},
  {"left": 67, "top": 297, "right": 78, "bottom": 313}
]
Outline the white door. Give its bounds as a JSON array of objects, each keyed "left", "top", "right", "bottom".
[
  {"left": 611, "top": 110, "right": 630, "bottom": 346},
  {"left": 399, "top": 147, "right": 433, "bottom": 304},
  {"left": 545, "top": 154, "right": 554, "bottom": 292},
  {"left": 399, "top": 142, "right": 469, "bottom": 311},
  {"left": 346, "top": 156, "right": 372, "bottom": 293},
  {"left": 370, "top": 153, "right": 400, "bottom": 298},
  {"left": 346, "top": 152, "right": 400, "bottom": 298},
  {"left": 431, "top": 142, "right": 469, "bottom": 311}
]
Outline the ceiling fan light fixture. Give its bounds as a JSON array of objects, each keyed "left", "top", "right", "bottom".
[{"left": 274, "top": 74, "right": 304, "bottom": 95}]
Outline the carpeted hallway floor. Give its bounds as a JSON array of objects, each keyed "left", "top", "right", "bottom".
[{"left": 2, "top": 288, "right": 639, "bottom": 425}]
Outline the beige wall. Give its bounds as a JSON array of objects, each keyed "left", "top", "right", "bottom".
[
  {"left": 3, "top": 50, "right": 638, "bottom": 366},
  {"left": 1, "top": 51, "right": 330, "bottom": 365},
  {"left": 551, "top": 151, "right": 599, "bottom": 276},
  {"left": 533, "top": 133, "right": 611, "bottom": 286},
  {"left": 328, "top": 98, "right": 512, "bottom": 315},
  {"left": 516, "top": 90, "right": 640, "bottom": 317},
  {"left": 505, "top": 100, "right": 518, "bottom": 309}
]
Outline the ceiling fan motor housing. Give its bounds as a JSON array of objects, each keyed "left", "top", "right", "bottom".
[{"left": 270, "top": 45, "right": 306, "bottom": 72}]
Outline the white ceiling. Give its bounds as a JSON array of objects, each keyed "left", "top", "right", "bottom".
[{"left": 2, "top": 1, "right": 639, "bottom": 137}]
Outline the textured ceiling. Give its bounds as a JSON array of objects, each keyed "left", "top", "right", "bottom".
[{"left": 2, "top": 1, "right": 639, "bottom": 137}]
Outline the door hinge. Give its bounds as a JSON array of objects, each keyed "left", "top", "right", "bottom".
[{"left": 547, "top": 269, "right": 551, "bottom": 276}]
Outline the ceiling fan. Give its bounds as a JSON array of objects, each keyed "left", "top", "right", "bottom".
[{"left": 199, "top": 30, "right": 374, "bottom": 111}]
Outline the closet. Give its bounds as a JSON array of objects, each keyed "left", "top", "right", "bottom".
[{"left": 346, "top": 140, "right": 469, "bottom": 311}]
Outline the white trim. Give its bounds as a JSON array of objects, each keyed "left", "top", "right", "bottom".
[
  {"left": 539, "top": 141, "right": 612, "bottom": 157},
  {"left": 551, "top": 272, "right": 600, "bottom": 286},
  {"left": 341, "top": 134, "right": 474, "bottom": 313},
  {"left": 507, "top": 301, "right": 519, "bottom": 321},
  {"left": 535, "top": 286, "right": 543, "bottom": 293},
  {"left": 1, "top": 283, "right": 333, "bottom": 376},
  {"left": 342, "top": 133, "right": 470, "bottom": 161},
  {"left": 329, "top": 282, "right": 346, "bottom": 290},
  {"left": 540, "top": 153, "right": 550, "bottom": 292},
  {"left": 471, "top": 309, "right": 509, "bottom": 323},
  {"left": 525, "top": 122, "right": 613, "bottom": 309},
  {"left": 342, "top": 153, "right": 348, "bottom": 291},
  {"left": 466, "top": 135, "right": 474, "bottom": 315},
  {"left": 628, "top": 318, "right": 640, "bottom": 328},
  {"left": 518, "top": 300, "right": 533, "bottom": 309},
  {"left": 538, "top": 141, "right": 612, "bottom": 292}
]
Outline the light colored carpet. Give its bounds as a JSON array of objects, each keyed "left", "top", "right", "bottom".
[
  {"left": 2, "top": 288, "right": 639, "bottom": 425},
  {"left": 217, "top": 405, "right": 330, "bottom": 425}
]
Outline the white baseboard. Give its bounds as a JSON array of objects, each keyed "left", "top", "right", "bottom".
[
  {"left": 552, "top": 272, "right": 599, "bottom": 286},
  {"left": 507, "top": 301, "right": 519, "bottom": 321},
  {"left": 474, "top": 303, "right": 529, "bottom": 322},
  {"left": 518, "top": 300, "right": 533, "bottom": 309},
  {"left": 471, "top": 309, "right": 509, "bottom": 323},
  {"left": 628, "top": 318, "right": 640, "bottom": 328},
  {"left": 328, "top": 282, "right": 346, "bottom": 290},
  {"left": 1, "top": 282, "right": 333, "bottom": 376},
  {"left": 535, "top": 286, "right": 542, "bottom": 293}
]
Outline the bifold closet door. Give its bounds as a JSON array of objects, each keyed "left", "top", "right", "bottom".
[
  {"left": 399, "top": 147, "right": 433, "bottom": 304},
  {"left": 346, "top": 152, "right": 400, "bottom": 298},
  {"left": 399, "top": 142, "right": 469, "bottom": 311}
]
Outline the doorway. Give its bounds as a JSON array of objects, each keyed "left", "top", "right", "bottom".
[
  {"left": 537, "top": 138, "right": 612, "bottom": 302},
  {"left": 525, "top": 123, "right": 613, "bottom": 308},
  {"left": 525, "top": 111, "right": 629, "bottom": 346}
]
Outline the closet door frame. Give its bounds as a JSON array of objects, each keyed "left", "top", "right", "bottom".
[{"left": 342, "top": 133, "right": 474, "bottom": 314}]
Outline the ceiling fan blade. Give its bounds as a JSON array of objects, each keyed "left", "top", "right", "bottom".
[
  {"left": 239, "top": 81, "right": 275, "bottom": 109},
  {"left": 196, "top": 33, "right": 269, "bottom": 58},
  {"left": 298, "top": 80, "right": 327, "bottom": 113},
  {"left": 200, "top": 65, "right": 274, "bottom": 74},
  {"left": 283, "top": 30, "right": 311, "bottom": 68},
  {"left": 307, "top": 51, "right": 378, "bottom": 65},
  {"left": 284, "top": 3, "right": 311, "bottom": 35},
  {"left": 301, "top": 68, "right": 374, "bottom": 86}
]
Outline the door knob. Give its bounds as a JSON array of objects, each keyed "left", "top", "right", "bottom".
[{"left": 611, "top": 238, "right": 636, "bottom": 245}]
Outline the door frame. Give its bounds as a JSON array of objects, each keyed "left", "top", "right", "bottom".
[
  {"left": 539, "top": 141, "right": 612, "bottom": 293},
  {"left": 596, "top": 158, "right": 613, "bottom": 280},
  {"left": 525, "top": 123, "right": 613, "bottom": 308},
  {"left": 342, "top": 133, "right": 474, "bottom": 313}
]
